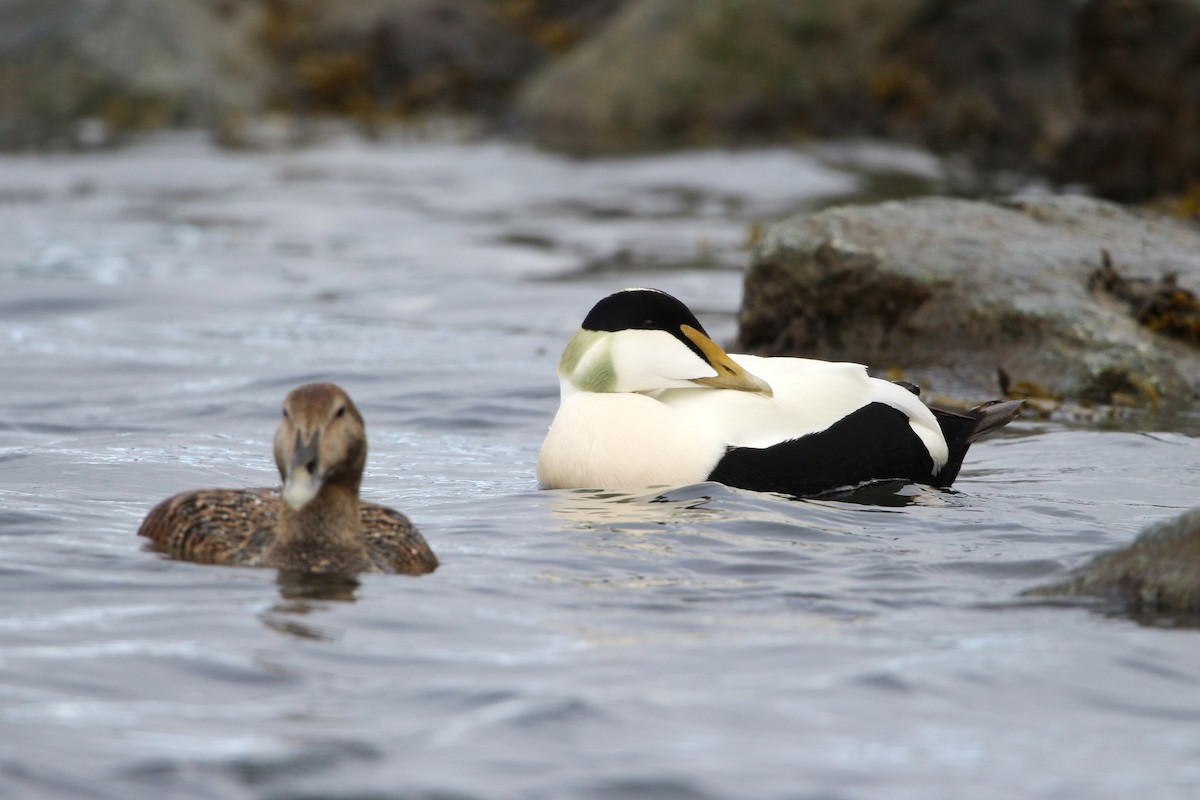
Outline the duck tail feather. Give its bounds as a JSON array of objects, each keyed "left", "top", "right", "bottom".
[
  {"left": 962, "top": 399, "right": 1023, "bottom": 444},
  {"left": 929, "top": 399, "right": 1022, "bottom": 488}
]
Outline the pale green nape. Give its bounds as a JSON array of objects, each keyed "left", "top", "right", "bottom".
[{"left": 558, "top": 329, "right": 617, "bottom": 392}]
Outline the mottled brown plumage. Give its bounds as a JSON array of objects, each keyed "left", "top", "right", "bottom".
[{"left": 138, "top": 383, "right": 437, "bottom": 575}]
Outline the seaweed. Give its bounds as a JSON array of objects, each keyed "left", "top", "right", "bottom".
[{"left": 1089, "top": 248, "right": 1200, "bottom": 347}]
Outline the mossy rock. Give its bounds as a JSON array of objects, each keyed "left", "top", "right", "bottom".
[
  {"left": 736, "top": 195, "right": 1200, "bottom": 408},
  {"left": 1028, "top": 508, "right": 1200, "bottom": 615}
]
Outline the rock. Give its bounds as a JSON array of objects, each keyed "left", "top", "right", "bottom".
[
  {"left": 735, "top": 195, "right": 1200, "bottom": 408},
  {"left": 513, "top": 0, "right": 924, "bottom": 153},
  {"left": 514, "top": 0, "right": 1073, "bottom": 158},
  {"left": 515, "top": 0, "right": 1200, "bottom": 201},
  {"left": 1027, "top": 508, "right": 1200, "bottom": 615},
  {"left": 259, "top": 0, "right": 541, "bottom": 120},
  {"left": 1052, "top": 0, "right": 1200, "bottom": 202},
  {"left": 0, "top": 0, "right": 266, "bottom": 149},
  {"left": 6, "top": 0, "right": 1196, "bottom": 202},
  {"left": 1089, "top": 250, "right": 1200, "bottom": 348},
  {"left": 0, "top": 0, "right": 621, "bottom": 149},
  {"left": 875, "top": 0, "right": 1081, "bottom": 173}
]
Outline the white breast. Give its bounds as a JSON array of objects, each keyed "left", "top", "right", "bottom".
[{"left": 536, "top": 392, "right": 726, "bottom": 490}]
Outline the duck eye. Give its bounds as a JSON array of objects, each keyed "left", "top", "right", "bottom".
[
  {"left": 282, "top": 408, "right": 289, "bottom": 420},
  {"left": 334, "top": 406, "right": 345, "bottom": 419}
]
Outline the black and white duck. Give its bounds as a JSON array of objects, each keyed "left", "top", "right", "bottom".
[{"left": 537, "top": 288, "right": 1020, "bottom": 497}]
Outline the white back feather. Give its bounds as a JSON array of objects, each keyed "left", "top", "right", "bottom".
[
  {"left": 657, "top": 355, "right": 873, "bottom": 447},
  {"left": 658, "top": 353, "right": 948, "bottom": 470}
]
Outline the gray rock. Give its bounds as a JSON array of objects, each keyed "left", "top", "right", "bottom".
[
  {"left": 514, "top": 0, "right": 1200, "bottom": 201},
  {"left": 877, "top": 0, "right": 1080, "bottom": 174},
  {"left": 0, "top": 0, "right": 266, "bottom": 149},
  {"left": 735, "top": 195, "right": 1200, "bottom": 408},
  {"left": 1052, "top": 0, "right": 1200, "bottom": 201},
  {"left": 261, "top": 0, "right": 541, "bottom": 120},
  {"left": 1027, "top": 508, "right": 1200, "bottom": 615},
  {"left": 514, "top": 0, "right": 1073, "bottom": 158},
  {"left": 513, "top": 0, "right": 923, "bottom": 153},
  {"left": 0, "top": 0, "right": 621, "bottom": 149}
]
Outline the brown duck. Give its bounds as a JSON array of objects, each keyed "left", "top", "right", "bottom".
[{"left": 139, "top": 382, "right": 438, "bottom": 575}]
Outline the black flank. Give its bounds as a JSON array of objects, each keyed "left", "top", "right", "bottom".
[{"left": 707, "top": 402, "right": 937, "bottom": 498}]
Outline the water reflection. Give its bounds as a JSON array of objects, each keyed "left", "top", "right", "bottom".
[
  {"left": 260, "top": 572, "right": 360, "bottom": 640},
  {"left": 260, "top": 610, "right": 337, "bottom": 641},
  {"left": 539, "top": 482, "right": 905, "bottom": 598},
  {"left": 546, "top": 483, "right": 725, "bottom": 530},
  {"left": 275, "top": 570, "right": 360, "bottom": 602},
  {"left": 1122, "top": 611, "right": 1200, "bottom": 630},
  {"left": 1012, "top": 594, "right": 1200, "bottom": 630},
  {"left": 818, "top": 479, "right": 934, "bottom": 507},
  {"left": 544, "top": 479, "right": 949, "bottom": 536}
]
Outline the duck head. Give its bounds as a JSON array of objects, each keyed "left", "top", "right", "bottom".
[
  {"left": 557, "top": 288, "right": 773, "bottom": 397},
  {"left": 273, "top": 383, "right": 367, "bottom": 510}
]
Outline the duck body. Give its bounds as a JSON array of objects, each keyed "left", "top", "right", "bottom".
[
  {"left": 139, "top": 488, "right": 435, "bottom": 574},
  {"left": 537, "top": 289, "right": 1020, "bottom": 497},
  {"left": 138, "top": 383, "right": 438, "bottom": 575}
]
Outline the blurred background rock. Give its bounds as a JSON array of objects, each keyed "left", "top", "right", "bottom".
[{"left": 0, "top": 0, "right": 1197, "bottom": 203}]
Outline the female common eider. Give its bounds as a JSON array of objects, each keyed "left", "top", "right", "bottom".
[
  {"left": 536, "top": 288, "right": 1020, "bottom": 497},
  {"left": 139, "top": 382, "right": 437, "bottom": 575}
]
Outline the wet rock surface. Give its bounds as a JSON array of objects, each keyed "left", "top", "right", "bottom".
[
  {"left": 1090, "top": 250, "right": 1200, "bottom": 348},
  {"left": 735, "top": 195, "right": 1200, "bottom": 408},
  {"left": 1027, "top": 507, "right": 1200, "bottom": 616}
]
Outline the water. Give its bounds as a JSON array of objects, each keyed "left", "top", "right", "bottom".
[{"left": 1, "top": 134, "right": 1199, "bottom": 800}]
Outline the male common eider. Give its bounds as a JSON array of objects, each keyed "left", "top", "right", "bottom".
[
  {"left": 139, "top": 382, "right": 438, "bottom": 575},
  {"left": 536, "top": 288, "right": 1020, "bottom": 497}
]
